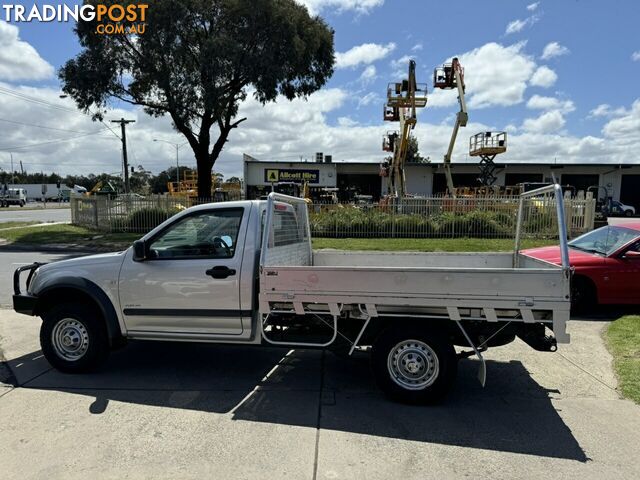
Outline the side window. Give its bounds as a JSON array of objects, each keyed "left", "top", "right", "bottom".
[{"left": 148, "top": 208, "right": 243, "bottom": 259}]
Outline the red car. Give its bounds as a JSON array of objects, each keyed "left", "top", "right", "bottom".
[{"left": 522, "top": 223, "right": 640, "bottom": 309}]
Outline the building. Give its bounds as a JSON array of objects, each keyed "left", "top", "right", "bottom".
[{"left": 242, "top": 155, "right": 640, "bottom": 210}]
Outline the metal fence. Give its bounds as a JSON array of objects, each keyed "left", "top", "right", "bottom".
[
  {"left": 308, "top": 194, "right": 595, "bottom": 239},
  {"left": 71, "top": 195, "right": 192, "bottom": 233},
  {"left": 72, "top": 193, "right": 596, "bottom": 238}
]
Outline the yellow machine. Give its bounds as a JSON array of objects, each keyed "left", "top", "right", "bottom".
[
  {"left": 167, "top": 170, "right": 241, "bottom": 201},
  {"left": 433, "top": 57, "right": 468, "bottom": 197},
  {"left": 380, "top": 60, "right": 428, "bottom": 198}
]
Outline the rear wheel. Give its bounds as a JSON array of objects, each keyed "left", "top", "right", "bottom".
[
  {"left": 371, "top": 327, "right": 457, "bottom": 404},
  {"left": 40, "top": 303, "right": 109, "bottom": 373}
]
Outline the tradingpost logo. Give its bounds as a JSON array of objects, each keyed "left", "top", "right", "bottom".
[{"left": 2, "top": 2, "right": 149, "bottom": 35}]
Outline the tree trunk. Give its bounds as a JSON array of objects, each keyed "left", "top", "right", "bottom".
[{"left": 195, "top": 149, "right": 213, "bottom": 201}]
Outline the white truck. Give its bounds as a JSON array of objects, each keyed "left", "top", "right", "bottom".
[
  {"left": 13, "top": 185, "right": 571, "bottom": 404},
  {"left": 0, "top": 187, "right": 27, "bottom": 207}
]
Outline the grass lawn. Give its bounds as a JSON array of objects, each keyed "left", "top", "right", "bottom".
[
  {"left": 0, "top": 224, "right": 557, "bottom": 253},
  {"left": 312, "top": 237, "right": 556, "bottom": 252},
  {"left": 0, "top": 221, "right": 40, "bottom": 230},
  {"left": 606, "top": 316, "right": 640, "bottom": 404},
  {"left": 0, "top": 224, "right": 140, "bottom": 249}
]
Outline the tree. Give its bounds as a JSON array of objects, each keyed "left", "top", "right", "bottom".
[
  {"left": 60, "top": 0, "right": 335, "bottom": 199},
  {"left": 406, "top": 135, "right": 428, "bottom": 163}
]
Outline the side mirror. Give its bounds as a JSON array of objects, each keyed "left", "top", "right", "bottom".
[
  {"left": 132, "top": 240, "right": 147, "bottom": 262},
  {"left": 623, "top": 250, "right": 640, "bottom": 260}
]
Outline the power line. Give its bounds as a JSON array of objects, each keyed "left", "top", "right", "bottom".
[
  {"left": 0, "top": 117, "right": 103, "bottom": 135},
  {"left": 0, "top": 129, "right": 113, "bottom": 152},
  {"left": 0, "top": 85, "right": 122, "bottom": 139}
]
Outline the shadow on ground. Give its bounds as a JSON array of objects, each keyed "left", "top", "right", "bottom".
[{"left": 3, "top": 340, "right": 587, "bottom": 462}]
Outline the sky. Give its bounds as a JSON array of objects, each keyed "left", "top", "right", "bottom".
[{"left": 0, "top": 0, "right": 639, "bottom": 180}]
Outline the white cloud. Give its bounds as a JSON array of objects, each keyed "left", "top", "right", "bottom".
[
  {"left": 337, "top": 116, "right": 358, "bottom": 127},
  {"left": 522, "top": 110, "right": 566, "bottom": 133},
  {"left": 505, "top": 14, "right": 540, "bottom": 35},
  {"left": 358, "top": 65, "right": 377, "bottom": 84},
  {"left": 390, "top": 54, "right": 412, "bottom": 77},
  {"left": 530, "top": 66, "right": 557, "bottom": 87},
  {"left": 295, "top": 0, "right": 384, "bottom": 15},
  {"left": 602, "top": 100, "right": 640, "bottom": 142},
  {"left": 527, "top": 2, "right": 540, "bottom": 11},
  {"left": 527, "top": 95, "right": 574, "bottom": 113},
  {"left": 541, "top": 42, "right": 570, "bottom": 60},
  {"left": 589, "top": 104, "right": 628, "bottom": 119},
  {"left": 335, "top": 42, "right": 396, "bottom": 69},
  {"left": 632, "top": 51, "right": 640, "bottom": 62},
  {"left": 411, "top": 43, "right": 423, "bottom": 52},
  {"left": 357, "top": 91, "right": 380, "bottom": 108},
  {"left": 430, "top": 42, "right": 536, "bottom": 109},
  {"left": 0, "top": 21, "right": 54, "bottom": 81}
]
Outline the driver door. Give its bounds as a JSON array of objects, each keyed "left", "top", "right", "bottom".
[
  {"left": 119, "top": 207, "right": 248, "bottom": 337},
  {"left": 603, "top": 240, "right": 640, "bottom": 303}
]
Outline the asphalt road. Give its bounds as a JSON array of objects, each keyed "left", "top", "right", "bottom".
[
  {"left": 0, "top": 205, "right": 71, "bottom": 224},
  {"left": 0, "top": 312, "right": 638, "bottom": 479},
  {"left": 1, "top": 252, "right": 81, "bottom": 307}
]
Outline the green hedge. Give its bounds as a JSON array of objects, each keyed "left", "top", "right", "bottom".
[
  {"left": 309, "top": 207, "right": 519, "bottom": 238},
  {"left": 110, "top": 207, "right": 181, "bottom": 233}
]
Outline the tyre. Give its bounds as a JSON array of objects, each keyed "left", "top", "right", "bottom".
[
  {"left": 19, "top": 200, "right": 25, "bottom": 207},
  {"left": 571, "top": 276, "right": 596, "bottom": 313},
  {"left": 625, "top": 209, "right": 633, "bottom": 217},
  {"left": 40, "top": 303, "right": 110, "bottom": 373},
  {"left": 371, "top": 327, "right": 457, "bottom": 404}
]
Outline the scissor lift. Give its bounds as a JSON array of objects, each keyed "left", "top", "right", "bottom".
[{"left": 469, "top": 131, "right": 507, "bottom": 186}]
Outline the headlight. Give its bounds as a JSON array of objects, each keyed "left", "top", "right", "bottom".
[{"left": 26, "top": 268, "right": 39, "bottom": 294}]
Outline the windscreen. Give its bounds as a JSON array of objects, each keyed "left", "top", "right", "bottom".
[{"left": 569, "top": 226, "right": 638, "bottom": 256}]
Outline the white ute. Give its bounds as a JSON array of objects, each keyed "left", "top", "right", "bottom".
[{"left": 13, "top": 185, "right": 571, "bottom": 404}]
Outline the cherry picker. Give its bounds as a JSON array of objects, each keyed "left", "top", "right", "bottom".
[
  {"left": 380, "top": 60, "right": 428, "bottom": 198},
  {"left": 433, "top": 57, "right": 467, "bottom": 196}
]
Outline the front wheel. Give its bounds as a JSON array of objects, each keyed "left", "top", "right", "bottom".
[
  {"left": 40, "top": 304, "right": 110, "bottom": 373},
  {"left": 371, "top": 327, "right": 457, "bottom": 404},
  {"left": 625, "top": 209, "right": 633, "bottom": 217},
  {"left": 571, "top": 276, "right": 596, "bottom": 313}
]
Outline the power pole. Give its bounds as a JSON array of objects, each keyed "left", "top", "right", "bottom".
[{"left": 110, "top": 118, "right": 135, "bottom": 194}]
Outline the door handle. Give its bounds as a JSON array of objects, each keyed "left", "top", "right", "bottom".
[{"left": 206, "top": 266, "right": 236, "bottom": 279}]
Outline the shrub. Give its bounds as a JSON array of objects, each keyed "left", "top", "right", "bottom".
[{"left": 117, "top": 207, "right": 180, "bottom": 233}]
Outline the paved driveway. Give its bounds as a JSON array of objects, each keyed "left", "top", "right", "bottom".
[{"left": 1, "top": 311, "right": 639, "bottom": 479}]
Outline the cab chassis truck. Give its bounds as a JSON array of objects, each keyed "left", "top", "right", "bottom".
[{"left": 13, "top": 184, "right": 570, "bottom": 404}]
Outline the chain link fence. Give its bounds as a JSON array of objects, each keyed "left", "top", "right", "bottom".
[{"left": 72, "top": 193, "right": 595, "bottom": 239}]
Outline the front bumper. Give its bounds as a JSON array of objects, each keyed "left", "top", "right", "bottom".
[
  {"left": 13, "top": 262, "right": 44, "bottom": 316},
  {"left": 13, "top": 294, "right": 37, "bottom": 315}
]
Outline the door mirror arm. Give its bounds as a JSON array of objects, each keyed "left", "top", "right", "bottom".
[{"left": 132, "top": 240, "right": 148, "bottom": 262}]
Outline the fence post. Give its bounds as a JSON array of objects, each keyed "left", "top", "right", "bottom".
[{"left": 92, "top": 197, "right": 99, "bottom": 229}]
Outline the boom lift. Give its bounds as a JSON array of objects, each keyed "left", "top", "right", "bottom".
[
  {"left": 380, "top": 60, "right": 428, "bottom": 198},
  {"left": 433, "top": 58, "right": 467, "bottom": 196}
]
